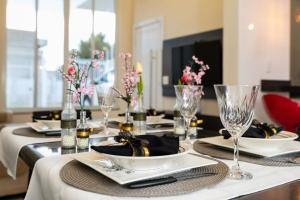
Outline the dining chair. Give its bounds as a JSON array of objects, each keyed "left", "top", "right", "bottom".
[{"left": 262, "top": 93, "right": 300, "bottom": 132}]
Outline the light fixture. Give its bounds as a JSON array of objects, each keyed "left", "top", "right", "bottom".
[
  {"left": 248, "top": 23, "right": 255, "bottom": 31},
  {"left": 296, "top": 8, "right": 300, "bottom": 24}
]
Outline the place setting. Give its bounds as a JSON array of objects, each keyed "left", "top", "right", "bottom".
[{"left": 59, "top": 134, "right": 228, "bottom": 197}]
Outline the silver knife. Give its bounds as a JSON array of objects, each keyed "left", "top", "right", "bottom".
[{"left": 126, "top": 170, "right": 217, "bottom": 189}]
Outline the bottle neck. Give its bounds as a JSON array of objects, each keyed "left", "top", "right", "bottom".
[
  {"left": 64, "top": 92, "right": 74, "bottom": 110},
  {"left": 80, "top": 111, "right": 87, "bottom": 124}
]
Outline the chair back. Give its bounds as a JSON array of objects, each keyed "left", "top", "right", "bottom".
[{"left": 262, "top": 93, "right": 300, "bottom": 132}]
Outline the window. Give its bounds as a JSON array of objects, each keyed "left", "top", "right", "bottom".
[{"left": 6, "top": 0, "right": 116, "bottom": 109}]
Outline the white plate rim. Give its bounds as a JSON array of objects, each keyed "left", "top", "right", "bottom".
[
  {"left": 198, "top": 136, "right": 300, "bottom": 157},
  {"left": 73, "top": 151, "right": 217, "bottom": 185}
]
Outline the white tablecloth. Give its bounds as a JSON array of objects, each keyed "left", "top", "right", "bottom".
[
  {"left": 0, "top": 124, "right": 120, "bottom": 179},
  {"left": 25, "top": 153, "right": 300, "bottom": 200},
  {"left": 0, "top": 122, "right": 173, "bottom": 180}
]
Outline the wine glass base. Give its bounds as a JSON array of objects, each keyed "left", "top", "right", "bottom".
[{"left": 227, "top": 168, "right": 253, "bottom": 180}]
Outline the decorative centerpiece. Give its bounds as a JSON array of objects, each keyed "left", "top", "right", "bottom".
[
  {"left": 174, "top": 55, "right": 209, "bottom": 142},
  {"left": 112, "top": 53, "right": 138, "bottom": 132},
  {"left": 179, "top": 55, "right": 210, "bottom": 86},
  {"left": 60, "top": 49, "right": 104, "bottom": 149}
]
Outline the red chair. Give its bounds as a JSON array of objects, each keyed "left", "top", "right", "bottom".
[{"left": 262, "top": 93, "right": 300, "bottom": 132}]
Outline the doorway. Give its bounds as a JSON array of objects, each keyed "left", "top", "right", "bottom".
[{"left": 133, "top": 18, "right": 163, "bottom": 110}]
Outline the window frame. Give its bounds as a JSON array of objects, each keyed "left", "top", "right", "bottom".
[{"left": 4, "top": 0, "right": 117, "bottom": 113}]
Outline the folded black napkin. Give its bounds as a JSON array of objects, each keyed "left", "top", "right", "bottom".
[
  {"left": 91, "top": 134, "right": 179, "bottom": 157},
  {"left": 221, "top": 119, "right": 283, "bottom": 139}
]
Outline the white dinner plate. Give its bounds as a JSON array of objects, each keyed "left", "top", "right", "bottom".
[
  {"left": 27, "top": 120, "right": 101, "bottom": 132},
  {"left": 239, "top": 131, "right": 298, "bottom": 150},
  {"left": 73, "top": 151, "right": 217, "bottom": 185},
  {"left": 92, "top": 140, "right": 191, "bottom": 170},
  {"left": 199, "top": 136, "right": 300, "bottom": 157},
  {"left": 110, "top": 116, "right": 174, "bottom": 125}
]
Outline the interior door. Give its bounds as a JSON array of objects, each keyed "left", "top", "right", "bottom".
[{"left": 133, "top": 19, "right": 162, "bottom": 110}]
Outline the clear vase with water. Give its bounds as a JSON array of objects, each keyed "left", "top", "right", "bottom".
[
  {"left": 61, "top": 92, "right": 77, "bottom": 149},
  {"left": 76, "top": 110, "right": 89, "bottom": 149}
]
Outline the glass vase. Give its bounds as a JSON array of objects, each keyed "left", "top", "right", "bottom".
[
  {"left": 124, "top": 102, "right": 131, "bottom": 123},
  {"left": 134, "top": 95, "right": 145, "bottom": 113}
]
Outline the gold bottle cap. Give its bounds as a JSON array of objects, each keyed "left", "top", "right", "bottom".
[
  {"left": 121, "top": 122, "right": 134, "bottom": 132},
  {"left": 77, "top": 130, "right": 89, "bottom": 138},
  {"left": 197, "top": 119, "right": 203, "bottom": 124},
  {"left": 190, "top": 121, "right": 197, "bottom": 127}
]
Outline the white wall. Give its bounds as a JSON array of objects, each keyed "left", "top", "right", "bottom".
[
  {"left": 224, "top": 0, "right": 290, "bottom": 123},
  {"left": 238, "top": 0, "right": 290, "bottom": 84},
  {"left": 239, "top": 0, "right": 290, "bottom": 123}
]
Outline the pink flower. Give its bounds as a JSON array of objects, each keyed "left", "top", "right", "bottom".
[
  {"left": 181, "top": 73, "right": 189, "bottom": 84},
  {"left": 72, "top": 91, "right": 80, "bottom": 103},
  {"left": 93, "top": 50, "right": 105, "bottom": 60},
  {"left": 196, "top": 60, "right": 204, "bottom": 65},
  {"left": 91, "top": 59, "right": 99, "bottom": 68},
  {"left": 183, "top": 66, "right": 191, "bottom": 73},
  {"left": 192, "top": 55, "right": 198, "bottom": 62},
  {"left": 180, "top": 56, "right": 210, "bottom": 86},
  {"left": 99, "top": 51, "right": 105, "bottom": 60},
  {"left": 119, "top": 52, "right": 126, "bottom": 60},
  {"left": 130, "top": 95, "right": 137, "bottom": 107},
  {"left": 81, "top": 85, "right": 94, "bottom": 97},
  {"left": 67, "top": 66, "right": 76, "bottom": 75}
]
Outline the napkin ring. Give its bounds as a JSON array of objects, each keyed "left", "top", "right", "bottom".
[
  {"left": 141, "top": 145, "right": 150, "bottom": 157},
  {"left": 125, "top": 140, "right": 150, "bottom": 157}
]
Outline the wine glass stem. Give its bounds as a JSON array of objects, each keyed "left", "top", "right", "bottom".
[
  {"left": 233, "top": 136, "right": 240, "bottom": 171},
  {"left": 184, "top": 117, "right": 192, "bottom": 141},
  {"left": 104, "top": 112, "right": 109, "bottom": 134}
]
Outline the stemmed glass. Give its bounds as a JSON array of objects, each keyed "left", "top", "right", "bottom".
[
  {"left": 96, "top": 86, "right": 115, "bottom": 135},
  {"left": 174, "top": 85, "right": 203, "bottom": 143},
  {"left": 214, "top": 85, "right": 259, "bottom": 180}
]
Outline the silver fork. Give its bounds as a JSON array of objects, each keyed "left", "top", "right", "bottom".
[{"left": 96, "top": 159, "right": 134, "bottom": 174}]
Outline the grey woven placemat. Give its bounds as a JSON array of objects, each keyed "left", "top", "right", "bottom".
[
  {"left": 13, "top": 127, "right": 59, "bottom": 138},
  {"left": 194, "top": 141, "right": 300, "bottom": 167},
  {"left": 60, "top": 158, "right": 228, "bottom": 197}
]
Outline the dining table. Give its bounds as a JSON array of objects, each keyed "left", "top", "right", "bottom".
[{"left": 1, "top": 115, "right": 300, "bottom": 200}]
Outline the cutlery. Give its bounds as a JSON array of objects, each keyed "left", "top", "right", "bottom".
[
  {"left": 126, "top": 170, "right": 217, "bottom": 189},
  {"left": 38, "top": 122, "right": 50, "bottom": 131},
  {"left": 96, "top": 159, "right": 134, "bottom": 174},
  {"left": 147, "top": 123, "right": 174, "bottom": 129},
  {"left": 45, "top": 131, "right": 61, "bottom": 136}
]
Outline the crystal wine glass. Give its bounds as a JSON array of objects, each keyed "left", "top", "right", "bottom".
[
  {"left": 214, "top": 84, "right": 259, "bottom": 180},
  {"left": 96, "top": 86, "right": 115, "bottom": 135},
  {"left": 174, "top": 85, "right": 203, "bottom": 143}
]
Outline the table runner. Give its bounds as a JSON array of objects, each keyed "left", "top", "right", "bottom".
[
  {"left": 25, "top": 153, "right": 300, "bottom": 200},
  {"left": 0, "top": 124, "right": 119, "bottom": 179}
]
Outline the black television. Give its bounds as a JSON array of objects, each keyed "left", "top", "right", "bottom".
[{"left": 162, "top": 29, "right": 223, "bottom": 99}]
